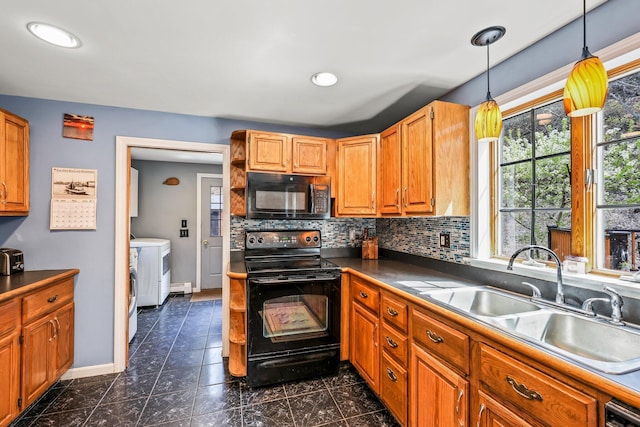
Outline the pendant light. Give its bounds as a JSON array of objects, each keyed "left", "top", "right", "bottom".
[
  {"left": 563, "top": 0, "right": 608, "bottom": 117},
  {"left": 471, "top": 26, "right": 506, "bottom": 143}
]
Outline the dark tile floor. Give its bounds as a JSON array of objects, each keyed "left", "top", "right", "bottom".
[{"left": 10, "top": 294, "right": 399, "bottom": 427}]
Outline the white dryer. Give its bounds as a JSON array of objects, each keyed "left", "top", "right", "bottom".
[
  {"left": 128, "top": 247, "right": 139, "bottom": 342},
  {"left": 130, "top": 238, "right": 171, "bottom": 307}
]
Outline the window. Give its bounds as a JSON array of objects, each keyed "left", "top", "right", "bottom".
[
  {"left": 498, "top": 100, "right": 572, "bottom": 259},
  {"left": 209, "top": 185, "right": 223, "bottom": 237},
  {"left": 596, "top": 69, "right": 640, "bottom": 272}
]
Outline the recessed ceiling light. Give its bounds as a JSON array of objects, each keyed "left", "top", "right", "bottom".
[
  {"left": 27, "top": 22, "right": 81, "bottom": 48},
  {"left": 311, "top": 72, "right": 338, "bottom": 87}
]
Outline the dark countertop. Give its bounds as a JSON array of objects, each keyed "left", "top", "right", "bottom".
[
  {"left": 0, "top": 269, "right": 80, "bottom": 302},
  {"left": 227, "top": 256, "right": 640, "bottom": 404}
]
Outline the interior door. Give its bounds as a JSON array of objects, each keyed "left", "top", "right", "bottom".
[{"left": 200, "top": 177, "right": 223, "bottom": 289}]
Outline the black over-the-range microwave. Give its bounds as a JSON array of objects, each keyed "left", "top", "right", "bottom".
[{"left": 246, "top": 172, "right": 331, "bottom": 219}]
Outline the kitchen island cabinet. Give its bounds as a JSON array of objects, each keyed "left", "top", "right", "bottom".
[
  {"left": 0, "top": 108, "right": 29, "bottom": 216},
  {"left": 0, "top": 269, "right": 78, "bottom": 427}
]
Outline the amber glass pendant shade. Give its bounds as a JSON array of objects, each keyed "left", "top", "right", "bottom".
[
  {"left": 475, "top": 98, "right": 503, "bottom": 143},
  {"left": 563, "top": 54, "right": 608, "bottom": 117}
]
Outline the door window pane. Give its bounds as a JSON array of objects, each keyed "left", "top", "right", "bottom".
[{"left": 210, "top": 185, "right": 223, "bottom": 237}]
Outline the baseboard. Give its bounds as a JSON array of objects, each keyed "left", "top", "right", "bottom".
[
  {"left": 170, "top": 281, "right": 192, "bottom": 294},
  {"left": 60, "top": 363, "right": 120, "bottom": 380}
]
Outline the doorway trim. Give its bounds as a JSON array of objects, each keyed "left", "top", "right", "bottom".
[
  {"left": 115, "top": 136, "right": 230, "bottom": 372},
  {"left": 195, "top": 173, "right": 224, "bottom": 293}
]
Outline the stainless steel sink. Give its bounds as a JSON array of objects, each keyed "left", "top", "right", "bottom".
[
  {"left": 502, "top": 310, "right": 640, "bottom": 373},
  {"left": 421, "top": 286, "right": 541, "bottom": 317}
]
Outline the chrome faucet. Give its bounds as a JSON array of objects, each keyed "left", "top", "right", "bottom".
[
  {"left": 581, "top": 297, "right": 609, "bottom": 315},
  {"left": 603, "top": 286, "right": 624, "bottom": 325},
  {"left": 507, "top": 245, "right": 564, "bottom": 304}
]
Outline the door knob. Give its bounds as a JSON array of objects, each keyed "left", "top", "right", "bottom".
[{"left": 202, "top": 240, "right": 208, "bottom": 247}]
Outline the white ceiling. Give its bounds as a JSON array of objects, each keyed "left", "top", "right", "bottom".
[{"left": 2, "top": 1, "right": 606, "bottom": 134}]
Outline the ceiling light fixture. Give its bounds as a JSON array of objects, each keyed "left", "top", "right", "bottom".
[
  {"left": 471, "top": 26, "right": 506, "bottom": 143},
  {"left": 26, "top": 22, "right": 81, "bottom": 48},
  {"left": 563, "top": 0, "right": 608, "bottom": 117},
  {"left": 311, "top": 72, "right": 338, "bottom": 87}
]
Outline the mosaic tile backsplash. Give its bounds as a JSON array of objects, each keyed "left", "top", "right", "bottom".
[
  {"left": 376, "top": 217, "right": 471, "bottom": 264},
  {"left": 231, "top": 216, "right": 377, "bottom": 250}
]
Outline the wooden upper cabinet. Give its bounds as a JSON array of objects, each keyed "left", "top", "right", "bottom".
[
  {"left": 336, "top": 135, "right": 378, "bottom": 216},
  {"left": 402, "top": 106, "right": 435, "bottom": 214},
  {"left": 378, "top": 100, "right": 469, "bottom": 217},
  {"left": 245, "top": 131, "right": 329, "bottom": 175},
  {"left": 291, "top": 136, "right": 328, "bottom": 174},
  {"left": 0, "top": 109, "right": 29, "bottom": 216},
  {"left": 379, "top": 124, "right": 402, "bottom": 215},
  {"left": 247, "top": 131, "right": 290, "bottom": 173}
]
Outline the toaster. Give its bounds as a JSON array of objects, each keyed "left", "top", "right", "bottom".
[{"left": 0, "top": 248, "right": 24, "bottom": 275}]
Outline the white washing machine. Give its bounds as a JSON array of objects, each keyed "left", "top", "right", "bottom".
[
  {"left": 128, "top": 247, "right": 139, "bottom": 342},
  {"left": 130, "top": 238, "right": 171, "bottom": 307}
]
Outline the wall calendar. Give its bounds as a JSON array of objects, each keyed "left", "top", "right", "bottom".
[{"left": 50, "top": 167, "right": 98, "bottom": 230}]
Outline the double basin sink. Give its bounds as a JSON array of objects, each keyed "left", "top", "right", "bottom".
[{"left": 420, "top": 286, "right": 640, "bottom": 374}]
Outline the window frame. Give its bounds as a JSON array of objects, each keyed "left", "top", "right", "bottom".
[{"left": 470, "top": 32, "right": 640, "bottom": 284}]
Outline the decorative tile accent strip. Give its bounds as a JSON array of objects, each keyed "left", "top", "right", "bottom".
[
  {"left": 230, "top": 216, "right": 377, "bottom": 250},
  {"left": 376, "top": 217, "right": 470, "bottom": 264}
]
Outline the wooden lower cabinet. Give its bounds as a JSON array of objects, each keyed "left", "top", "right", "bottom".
[
  {"left": 476, "top": 391, "right": 535, "bottom": 427},
  {"left": 0, "top": 332, "right": 19, "bottom": 426},
  {"left": 381, "top": 352, "right": 407, "bottom": 425},
  {"left": 22, "top": 301, "right": 74, "bottom": 408},
  {"left": 350, "top": 301, "right": 379, "bottom": 392},
  {"left": 410, "top": 342, "right": 468, "bottom": 427}
]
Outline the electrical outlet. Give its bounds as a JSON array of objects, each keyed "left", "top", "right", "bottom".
[
  {"left": 440, "top": 232, "right": 450, "bottom": 248},
  {"left": 180, "top": 229, "right": 189, "bottom": 238}
]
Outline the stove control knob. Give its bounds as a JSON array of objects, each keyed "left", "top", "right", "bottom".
[
  {"left": 248, "top": 237, "right": 255, "bottom": 244},
  {"left": 313, "top": 236, "right": 319, "bottom": 242},
  {"left": 257, "top": 237, "right": 264, "bottom": 244},
  {"left": 305, "top": 236, "right": 311, "bottom": 243}
]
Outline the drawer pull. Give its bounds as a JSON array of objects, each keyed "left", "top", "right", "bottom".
[
  {"left": 359, "top": 291, "right": 368, "bottom": 299},
  {"left": 47, "top": 295, "right": 59, "bottom": 303},
  {"left": 386, "top": 367, "right": 398, "bottom": 382},
  {"left": 386, "top": 306, "right": 398, "bottom": 317},
  {"left": 385, "top": 336, "right": 398, "bottom": 348},
  {"left": 426, "top": 329, "right": 444, "bottom": 344},
  {"left": 506, "top": 376, "right": 543, "bottom": 402}
]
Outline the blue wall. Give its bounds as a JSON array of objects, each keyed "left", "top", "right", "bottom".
[{"left": 0, "top": 96, "right": 347, "bottom": 368}]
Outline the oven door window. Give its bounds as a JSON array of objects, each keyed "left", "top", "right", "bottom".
[{"left": 261, "top": 294, "right": 328, "bottom": 342}]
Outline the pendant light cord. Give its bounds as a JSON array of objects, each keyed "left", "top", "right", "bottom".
[{"left": 486, "top": 44, "right": 492, "bottom": 101}]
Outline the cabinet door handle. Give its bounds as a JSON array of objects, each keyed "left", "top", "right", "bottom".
[
  {"left": 48, "top": 295, "right": 59, "bottom": 303},
  {"left": 55, "top": 318, "right": 61, "bottom": 338},
  {"left": 395, "top": 188, "right": 400, "bottom": 209},
  {"left": 506, "top": 376, "right": 543, "bottom": 402},
  {"left": 456, "top": 389, "right": 465, "bottom": 427},
  {"left": 359, "top": 290, "right": 368, "bottom": 299},
  {"left": 426, "top": 329, "right": 444, "bottom": 344},
  {"left": 372, "top": 324, "right": 378, "bottom": 347},
  {"left": 371, "top": 192, "right": 375, "bottom": 209},
  {"left": 386, "top": 367, "right": 397, "bottom": 382},
  {"left": 386, "top": 306, "right": 398, "bottom": 317},
  {"left": 48, "top": 320, "right": 56, "bottom": 341},
  {"left": 476, "top": 403, "right": 485, "bottom": 427},
  {"left": 1, "top": 182, "right": 7, "bottom": 201},
  {"left": 385, "top": 336, "right": 398, "bottom": 348},
  {"left": 404, "top": 187, "right": 408, "bottom": 207}
]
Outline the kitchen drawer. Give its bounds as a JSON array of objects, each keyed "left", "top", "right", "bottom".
[
  {"left": 0, "top": 299, "right": 19, "bottom": 337},
  {"left": 381, "top": 351, "right": 408, "bottom": 426},
  {"left": 381, "top": 323, "right": 408, "bottom": 367},
  {"left": 22, "top": 279, "right": 74, "bottom": 324},
  {"left": 351, "top": 276, "right": 379, "bottom": 314},
  {"left": 381, "top": 293, "right": 408, "bottom": 333},
  {"left": 479, "top": 344, "right": 597, "bottom": 427},
  {"left": 412, "top": 308, "right": 469, "bottom": 374}
]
